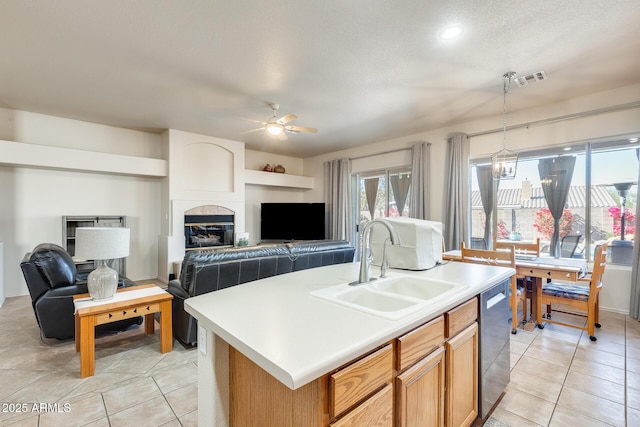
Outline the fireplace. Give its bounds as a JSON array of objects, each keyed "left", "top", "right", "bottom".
[{"left": 184, "top": 206, "right": 235, "bottom": 251}]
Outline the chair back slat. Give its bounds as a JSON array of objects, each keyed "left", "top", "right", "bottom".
[
  {"left": 460, "top": 242, "right": 516, "bottom": 269},
  {"left": 494, "top": 238, "right": 540, "bottom": 256}
]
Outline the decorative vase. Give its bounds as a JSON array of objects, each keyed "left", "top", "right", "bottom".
[
  {"left": 263, "top": 164, "right": 272, "bottom": 172},
  {"left": 87, "top": 259, "right": 118, "bottom": 301},
  {"left": 273, "top": 164, "right": 285, "bottom": 173}
]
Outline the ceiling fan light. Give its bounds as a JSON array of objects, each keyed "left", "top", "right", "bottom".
[{"left": 266, "top": 123, "right": 283, "bottom": 135}]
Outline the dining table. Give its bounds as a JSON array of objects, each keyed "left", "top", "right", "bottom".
[{"left": 442, "top": 250, "right": 588, "bottom": 330}]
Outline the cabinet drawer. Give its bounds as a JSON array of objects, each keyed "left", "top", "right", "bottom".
[
  {"left": 330, "top": 383, "right": 393, "bottom": 427},
  {"left": 445, "top": 297, "right": 477, "bottom": 338},
  {"left": 396, "top": 315, "right": 445, "bottom": 371},
  {"left": 330, "top": 344, "right": 393, "bottom": 419}
]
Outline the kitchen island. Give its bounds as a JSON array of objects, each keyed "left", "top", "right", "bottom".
[{"left": 185, "top": 260, "right": 513, "bottom": 427}]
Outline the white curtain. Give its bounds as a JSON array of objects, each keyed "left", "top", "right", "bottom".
[
  {"left": 409, "top": 141, "right": 430, "bottom": 219},
  {"left": 443, "top": 133, "right": 470, "bottom": 251},
  {"left": 324, "top": 158, "right": 353, "bottom": 243}
]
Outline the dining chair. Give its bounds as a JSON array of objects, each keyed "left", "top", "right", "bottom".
[
  {"left": 560, "top": 234, "right": 582, "bottom": 258},
  {"left": 494, "top": 238, "right": 540, "bottom": 322},
  {"left": 537, "top": 243, "right": 607, "bottom": 341},
  {"left": 460, "top": 242, "right": 523, "bottom": 334},
  {"left": 470, "top": 237, "right": 487, "bottom": 249}
]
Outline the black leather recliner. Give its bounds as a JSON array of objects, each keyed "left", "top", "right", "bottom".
[{"left": 20, "top": 243, "right": 141, "bottom": 340}]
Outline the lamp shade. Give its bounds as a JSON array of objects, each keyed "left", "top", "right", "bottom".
[{"left": 75, "top": 227, "right": 130, "bottom": 260}]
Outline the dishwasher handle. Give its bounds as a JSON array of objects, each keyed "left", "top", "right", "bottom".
[{"left": 486, "top": 292, "right": 507, "bottom": 310}]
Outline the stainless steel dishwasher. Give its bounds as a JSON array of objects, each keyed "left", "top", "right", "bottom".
[{"left": 478, "top": 278, "right": 511, "bottom": 420}]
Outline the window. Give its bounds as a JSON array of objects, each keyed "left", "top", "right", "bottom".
[
  {"left": 471, "top": 137, "right": 638, "bottom": 264},
  {"left": 353, "top": 167, "right": 411, "bottom": 247},
  {"left": 356, "top": 167, "right": 411, "bottom": 222}
]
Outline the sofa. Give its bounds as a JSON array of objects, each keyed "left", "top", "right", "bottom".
[
  {"left": 167, "top": 240, "right": 355, "bottom": 346},
  {"left": 20, "top": 243, "right": 142, "bottom": 340}
]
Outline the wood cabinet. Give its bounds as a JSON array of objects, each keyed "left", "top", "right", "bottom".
[
  {"left": 396, "top": 346, "right": 445, "bottom": 427},
  {"left": 329, "top": 344, "right": 393, "bottom": 421},
  {"left": 228, "top": 297, "right": 479, "bottom": 427},
  {"left": 62, "top": 215, "right": 127, "bottom": 276},
  {"left": 395, "top": 315, "right": 446, "bottom": 427},
  {"left": 445, "top": 299, "right": 478, "bottom": 427},
  {"left": 330, "top": 384, "right": 393, "bottom": 427}
]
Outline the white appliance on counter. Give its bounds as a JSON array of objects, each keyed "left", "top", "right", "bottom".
[{"left": 369, "top": 217, "right": 443, "bottom": 270}]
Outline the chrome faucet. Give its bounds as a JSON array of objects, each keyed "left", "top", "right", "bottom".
[{"left": 350, "top": 218, "right": 400, "bottom": 285}]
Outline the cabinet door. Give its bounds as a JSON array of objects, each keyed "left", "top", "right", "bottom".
[
  {"left": 445, "top": 323, "right": 478, "bottom": 427},
  {"left": 396, "top": 346, "right": 445, "bottom": 427}
]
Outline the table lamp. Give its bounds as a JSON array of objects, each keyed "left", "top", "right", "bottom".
[{"left": 75, "top": 227, "right": 130, "bottom": 301}]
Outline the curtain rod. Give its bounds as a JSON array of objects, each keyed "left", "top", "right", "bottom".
[
  {"left": 468, "top": 100, "right": 640, "bottom": 138},
  {"left": 350, "top": 142, "right": 431, "bottom": 161}
]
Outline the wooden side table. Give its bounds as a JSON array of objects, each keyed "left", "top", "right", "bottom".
[{"left": 74, "top": 284, "right": 173, "bottom": 378}]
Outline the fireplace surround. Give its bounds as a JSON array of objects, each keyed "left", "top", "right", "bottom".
[{"left": 184, "top": 206, "right": 235, "bottom": 251}]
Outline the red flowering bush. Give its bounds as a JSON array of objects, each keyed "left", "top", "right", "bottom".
[
  {"left": 608, "top": 206, "right": 636, "bottom": 237},
  {"left": 533, "top": 208, "right": 574, "bottom": 240},
  {"left": 497, "top": 221, "right": 510, "bottom": 239}
]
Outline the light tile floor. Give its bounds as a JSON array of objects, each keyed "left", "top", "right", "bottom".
[
  {"left": 491, "top": 305, "right": 640, "bottom": 427},
  {"left": 1, "top": 294, "right": 639, "bottom": 426},
  {"left": 0, "top": 294, "right": 198, "bottom": 426}
]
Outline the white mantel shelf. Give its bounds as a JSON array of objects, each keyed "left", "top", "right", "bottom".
[{"left": 244, "top": 169, "right": 314, "bottom": 189}]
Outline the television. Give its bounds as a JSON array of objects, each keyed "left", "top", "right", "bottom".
[{"left": 260, "top": 202, "right": 326, "bottom": 241}]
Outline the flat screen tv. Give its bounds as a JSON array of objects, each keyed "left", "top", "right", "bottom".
[{"left": 260, "top": 202, "right": 325, "bottom": 241}]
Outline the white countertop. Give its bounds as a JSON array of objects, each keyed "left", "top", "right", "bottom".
[{"left": 185, "top": 260, "right": 513, "bottom": 390}]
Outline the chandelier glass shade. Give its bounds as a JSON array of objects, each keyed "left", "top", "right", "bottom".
[{"left": 492, "top": 71, "right": 518, "bottom": 180}]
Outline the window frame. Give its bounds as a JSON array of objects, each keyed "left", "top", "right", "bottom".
[{"left": 470, "top": 137, "right": 639, "bottom": 264}]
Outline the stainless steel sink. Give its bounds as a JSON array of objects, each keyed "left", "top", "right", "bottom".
[{"left": 310, "top": 274, "right": 460, "bottom": 320}]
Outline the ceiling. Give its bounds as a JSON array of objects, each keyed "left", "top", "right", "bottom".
[{"left": 1, "top": 1, "right": 639, "bottom": 158}]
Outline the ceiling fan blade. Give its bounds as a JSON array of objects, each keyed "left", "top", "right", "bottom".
[
  {"left": 277, "top": 131, "right": 288, "bottom": 141},
  {"left": 241, "top": 127, "right": 265, "bottom": 134},
  {"left": 243, "top": 118, "right": 267, "bottom": 125},
  {"left": 277, "top": 114, "right": 297, "bottom": 125},
  {"left": 285, "top": 125, "right": 317, "bottom": 133}
]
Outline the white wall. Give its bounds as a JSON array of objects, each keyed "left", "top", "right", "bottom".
[
  {"left": 0, "top": 109, "right": 163, "bottom": 297},
  {"left": 244, "top": 150, "right": 312, "bottom": 245}
]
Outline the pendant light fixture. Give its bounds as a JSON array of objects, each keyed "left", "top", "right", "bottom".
[{"left": 492, "top": 71, "right": 518, "bottom": 180}]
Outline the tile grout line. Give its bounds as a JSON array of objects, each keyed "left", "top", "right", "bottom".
[{"left": 546, "top": 328, "right": 581, "bottom": 426}]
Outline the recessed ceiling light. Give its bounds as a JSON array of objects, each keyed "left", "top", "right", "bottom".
[{"left": 438, "top": 24, "right": 464, "bottom": 40}]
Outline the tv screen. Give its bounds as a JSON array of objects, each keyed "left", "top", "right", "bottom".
[{"left": 260, "top": 203, "right": 326, "bottom": 241}]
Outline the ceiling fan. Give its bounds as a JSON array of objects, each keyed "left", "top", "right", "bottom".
[{"left": 243, "top": 103, "right": 317, "bottom": 140}]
